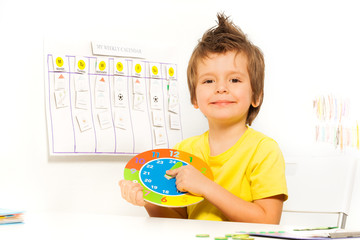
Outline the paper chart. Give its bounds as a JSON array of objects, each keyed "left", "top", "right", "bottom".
[{"left": 45, "top": 54, "right": 183, "bottom": 155}]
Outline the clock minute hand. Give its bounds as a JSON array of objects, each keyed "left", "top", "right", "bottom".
[{"left": 164, "top": 162, "right": 183, "bottom": 180}]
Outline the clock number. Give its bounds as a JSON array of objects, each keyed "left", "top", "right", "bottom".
[
  {"left": 161, "top": 196, "right": 167, "bottom": 202},
  {"left": 142, "top": 171, "right": 150, "bottom": 175},
  {"left": 130, "top": 168, "right": 136, "bottom": 174},
  {"left": 144, "top": 178, "right": 152, "bottom": 183},
  {"left": 151, "top": 185, "right": 158, "bottom": 190},
  {"left": 170, "top": 150, "right": 179, "bottom": 158},
  {"left": 152, "top": 151, "right": 160, "bottom": 158},
  {"left": 156, "top": 160, "right": 163, "bottom": 164},
  {"left": 189, "top": 157, "right": 193, "bottom": 163},
  {"left": 201, "top": 167, "right": 207, "bottom": 174},
  {"left": 169, "top": 159, "right": 177, "bottom": 164},
  {"left": 144, "top": 190, "right": 150, "bottom": 196},
  {"left": 146, "top": 164, "right": 153, "bottom": 168},
  {"left": 163, "top": 190, "right": 169, "bottom": 194},
  {"left": 135, "top": 158, "right": 145, "bottom": 164}
]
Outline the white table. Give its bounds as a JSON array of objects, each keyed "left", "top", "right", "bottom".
[{"left": 1, "top": 212, "right": 294, "bottom": 240}]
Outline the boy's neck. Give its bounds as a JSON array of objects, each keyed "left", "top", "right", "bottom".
[{"left": 207, "top": 121, "right": 248, "bottom": 156}]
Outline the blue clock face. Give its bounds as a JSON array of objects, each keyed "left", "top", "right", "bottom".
[
  {"left": 124, "top": 149, "right": 213, "bottom": 207},
  {"left": 139, "top": 158, "right": 188, "bottom": 196}
]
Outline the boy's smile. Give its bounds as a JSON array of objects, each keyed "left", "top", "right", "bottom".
[{"left": 194, "top": 51, "right": 257, "bottom": 126}]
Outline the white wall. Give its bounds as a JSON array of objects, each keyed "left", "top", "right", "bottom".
[{"left": 1, "top": 0, "right": 360, "bottom": 228}]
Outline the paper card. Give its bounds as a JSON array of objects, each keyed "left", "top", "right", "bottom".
[
  {"left": 96, "top": 58, "right": 108, "bottom": 74},
  {"left": 150, "top": 62, "right": 161, "bottom": 79},
  {"left": 131, "top": 60, "right": 144, "bottom": 77},
  {"left": 150, "top": 78, "right": 162, "bottom": 92},
  {"left": 150, "top": 92, "right": 163, "bottom": 110},
  {"left": 75, "top": 56, "right": 88, "bottom": 74},
  {"left": 133, "top": 78, "right": 145, "bottom": 94},
  {"left": 114, "top": 110, "right": 128, "bottom": 129},
  {"left": 168, "top": 80, "right": 178, "bottom": 97},
  {"left": 152, "top": 110, "right": 164, "bottom": 127},
  {"left": 114, "top": 76, "right": 127, "bottom": 91},
  {"left": 168, "top": 95, "right": 179, "bottom": 113},
  {"left": 133, "top": 93, "right": 145, "bottom": 111},
  {"left": 169, "top": 113, "right": 181, "bottom": 130},
  {"left": 154, "top": 127, "right": 166, "bottom": 145},
  {"left": 76, "top": 112, "right": 92, "bottom": 132},
  {"left": 114, "top": 90, "right": 128, "bottom": 108},
  {"left": 74, "top": 74, "right": 88, "bottom": 92},
  {"left": 95, "top": 91, "right": 108, "bottom": 109},
  {"left": 166, "top": 64, "right": 176, "bottom": 80},
  {"left": 54, "top": 89, "right": 68, "bottom": 108},
  {"left": 114, "top": 58, "right": 128, "bottom": 76},
  {"left": 150, "top": 78, "right": 163, "bottom": 109},
  {"left": 54, "top": 72, "right": 66, "bottom": 90},
  {"left": 96, "top": 76, "right": 107, "bottom": 92},
  {"left": 75, "top": 91, "right": 89, "bottom": 109},
  {"left": 53, "top": 55, "right": 68, "bottom": 72},
  {"left": 97, "top": 111, "right": 113, "bottom": 129},
  {"left": 114, "top": 75, "right": 128, "bottom": 108}
]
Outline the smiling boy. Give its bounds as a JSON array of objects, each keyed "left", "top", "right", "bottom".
[{"left": 119, "top": 13, "right": 288, "bottom": 224}]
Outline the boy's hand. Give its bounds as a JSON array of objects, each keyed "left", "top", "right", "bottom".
[
  {"left": 119, "top": 179, "right": 145, "bottom": 206},
  {"left": 166, "top": 165, "right": 212, "bottom": 197}
]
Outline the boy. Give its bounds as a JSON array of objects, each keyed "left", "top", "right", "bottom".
[{"left": 119, "top": 13, "right": 288, "bottom": 224}]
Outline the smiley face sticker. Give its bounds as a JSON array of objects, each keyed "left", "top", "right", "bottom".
[
  {"left": 150, "top": 63, "right": 160, "bottom": 79},
  {"left": 168, "top": 67, "right": 174, "bottom": 77},
  {"left": 117, "top": 62, "right": 124, "bottom": 72},
  {"left": 135, "top": 63, "right": 142, "bottom": 74},
  {"left": 56, "top": 57, "right": 64, "bottom": 68},
  {"left": 78, "top": 59, "right": 86, "bottom": 70},
  {"left": 53, "top": 55, "right": 67, "bottom": 71},
  {"left": 99, "top": 61, "right": 106, "bottom": 71},
  {"left": 166, "top": 65, "right": 176, "bottom": 79},
  {"left": 132, "top": 61, "right": 144, "bottom": 77}
]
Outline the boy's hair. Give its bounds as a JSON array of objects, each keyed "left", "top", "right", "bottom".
[{"left": 187, "top": 13, "right": 265, "bottom": 125}]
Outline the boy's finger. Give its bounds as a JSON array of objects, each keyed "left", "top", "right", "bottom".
[
  {"left": 166, "top": 167, "right": 180, "bottom": 176},
  {"left": 129, "top": 185, "right": 142, "bottom": 204},
  {"left": 136, "top": 190, "right": 145, "bottom": 206}
]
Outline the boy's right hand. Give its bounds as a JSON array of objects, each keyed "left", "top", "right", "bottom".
[{"left": 118, "top": 179, "right": 145, "bottom": 206}]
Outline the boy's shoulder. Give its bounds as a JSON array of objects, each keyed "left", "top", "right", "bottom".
[
  {"left": 246, "top": 128, "right": 279, "bottom": 147},
  {"left": 174, "top": 131, "right": 208, "bottom": 150}
]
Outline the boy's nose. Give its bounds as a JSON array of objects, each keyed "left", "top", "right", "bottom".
[{"left": 216, "top": 82, "right": 228, "bottom": 93}]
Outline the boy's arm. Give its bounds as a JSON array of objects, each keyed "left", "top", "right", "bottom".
[
  {"left": 203, "top": 180, "right": 284, "bottom": 223},
  {"left": 167, "top": 166, "right": 284, "bottom": 223}
]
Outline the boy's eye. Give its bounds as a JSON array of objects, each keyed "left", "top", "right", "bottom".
[
  {"left": 230, "top": 78, "right": 241, "bottom": 83},
  {"left": 203, "top": 79, "right": 214, "bottom": 84}
]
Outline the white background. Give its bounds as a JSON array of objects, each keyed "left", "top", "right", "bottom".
[{"left": 1, "top": 0, "right": 360, "bottom": 228}]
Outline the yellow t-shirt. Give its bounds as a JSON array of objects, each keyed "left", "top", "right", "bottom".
[{"left": 174, "top": 127, "right": 288, "bottom": 221}]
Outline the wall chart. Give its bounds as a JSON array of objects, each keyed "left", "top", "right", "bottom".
[{"left": 44, "top": 41, "right": 183, "bottom": 155}]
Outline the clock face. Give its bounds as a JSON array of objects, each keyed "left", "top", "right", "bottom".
[{"left": 124, "top": 149, "right": 213, "bottom": 207}]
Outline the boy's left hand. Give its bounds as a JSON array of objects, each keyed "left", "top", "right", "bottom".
[{"left": 166, "top": 165, "right": 212, "bottom": 197}]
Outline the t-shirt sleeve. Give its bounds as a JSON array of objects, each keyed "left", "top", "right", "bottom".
[{"left": 249, "top": 138, "right": 288, "bottom": 201}]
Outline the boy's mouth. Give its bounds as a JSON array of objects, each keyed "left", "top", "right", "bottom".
[{"left": 210, "top": 100, "right": 236, "bottom": 105}]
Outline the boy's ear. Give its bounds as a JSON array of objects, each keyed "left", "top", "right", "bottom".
[
  {"left": 193, "top": 100, "right": 199, "bottom": 109},
  {"left": 251, "top": 100, "right": 260, "bottom": 108},
  {"left": 251, "top": 93, "right": 262, "bottom": 108}
]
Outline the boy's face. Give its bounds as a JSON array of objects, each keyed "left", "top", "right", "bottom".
[{"left": 194, "top": 51, "right": 258, "bottom": 126}]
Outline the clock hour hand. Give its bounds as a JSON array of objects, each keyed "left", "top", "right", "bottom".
[{"left": 164, "top": 161, "right": 183, "bottom": 180}]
